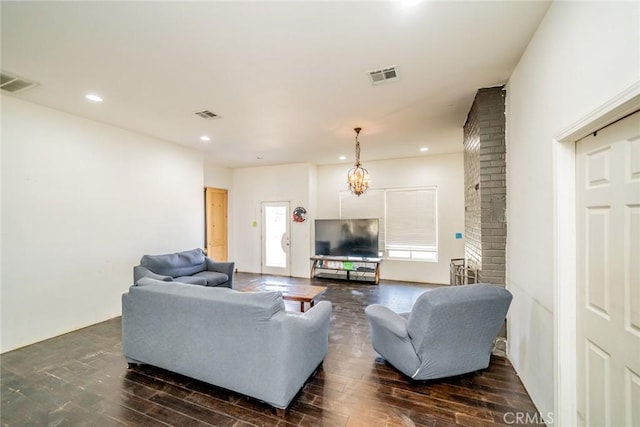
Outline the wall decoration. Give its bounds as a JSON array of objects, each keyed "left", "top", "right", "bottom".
[{"left": 292, "top": 206, "right": 307, "bottom": 223}]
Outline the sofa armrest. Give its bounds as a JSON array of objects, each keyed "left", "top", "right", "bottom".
[
  {"left": 273, "top": 301, "right": 332, "bottom": 405},
  {"left": 365, "top": 304, "right": 420, "bottom": 377},
  {"left": 133, "top": 265, "right": 173, "bottom": 283},
  {"left": 205, "top": 258, "right": 235, "bottom": 288},
  {"left": 365, "top": 304, "right": 409, "bottom": 339},
  {"left": 281, "top": 301, "right": 332, "bottom": 357},
  {"left": 287, "top": 300, "right": 332, "bottom": 330}
]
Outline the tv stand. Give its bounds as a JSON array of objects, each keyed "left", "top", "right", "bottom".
[{"left": 310, "top": 255, "right": 382, "bottom": 285}]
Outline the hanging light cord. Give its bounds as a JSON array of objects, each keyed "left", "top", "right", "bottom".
[{"left": 354, "top": 127, "right": 362, "bottom": 166}]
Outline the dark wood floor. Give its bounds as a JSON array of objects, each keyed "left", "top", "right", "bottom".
[{"left": 1, "top": 273, "right": 543, "bottom": 426}]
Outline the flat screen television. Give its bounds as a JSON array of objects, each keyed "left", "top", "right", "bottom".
[{"left": 315, "top": 218, "right": 379, "bottom": 257}]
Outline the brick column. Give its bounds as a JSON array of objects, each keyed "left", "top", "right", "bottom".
[
  {"left": 463, "top": 87, "right": 506, "bottom": 285},
  {"left": 463, "top": 101, "right": 482, "bottom": 270}
]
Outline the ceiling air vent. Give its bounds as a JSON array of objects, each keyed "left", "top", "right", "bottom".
[
  {"left": 194, "top": 110, "right": 220, "bottom": 120},
  {"left": 368, "top": 66, "right": 399, "bottom": 85},
  {"left": 1, "top": 71, "right": 39, "bottom": 94}
]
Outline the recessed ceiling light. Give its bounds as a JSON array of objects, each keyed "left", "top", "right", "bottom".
[
  {"left": 339, "top": 155, "right": 347, "bottom": 160},
  {"left": 85, "top": 93, "right": 103, "bottom": 103},
  {"left": 420, "top": 147, "right": 429, "bottom": 152},
  {"left": 200, "top": 135, "right": 211, "bottom": 142}
]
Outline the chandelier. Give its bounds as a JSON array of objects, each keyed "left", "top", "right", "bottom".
[{"left": 347, "top": 127, "right": 370, "bottom": 196}]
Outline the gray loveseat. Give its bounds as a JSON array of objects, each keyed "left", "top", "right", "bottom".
[
  {"left": 365, "top": 283, "right": 512, "bottom": 380},
  {"left": 122, "top": 278, "right": 332, "bottom": 412},
  {"left": 133, "top": 248, "right": 234, "bottom": 288}
]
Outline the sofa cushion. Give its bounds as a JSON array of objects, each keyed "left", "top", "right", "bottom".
[
  {"left": 135, "top": 277, "right": 172, "bottom": 287},
  {"left": 140, "top": 248, "right": 207, "bottom": 278},
  {"left": 193, "top": 271, "right": 229, "bottom": 286},
  {"left": 174, "top": 275, "right": 208, "bottom": 286},
  {"left": 129, "top": 282, "right": 285, "bottom": 320}
]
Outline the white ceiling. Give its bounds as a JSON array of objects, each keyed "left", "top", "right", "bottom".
[{"left": 1, "top": 1, "right": 550, "bottom": 168}]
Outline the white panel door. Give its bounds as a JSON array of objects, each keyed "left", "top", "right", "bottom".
[
  {"left": 261, "top": 202, "right": 291, "bottom": 276},
  {"left": 576, "top": 111, "right": 640, "bottom": 426}
]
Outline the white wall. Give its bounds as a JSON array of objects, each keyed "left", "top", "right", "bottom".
[
  {"left": 232, "top": 163, "right": 316, "bottom": 278},
  {"left": 204, "top": 161, "right": 233, "bottom": 189},
  {"left": 506, "top": 0, "right": 639, "bottom": 418},
  {"left": 1, "top": 96, "right": 205, "bottom": 353},
  {"left": 317, "top": 153, "right": 465, "bottom": 284}
]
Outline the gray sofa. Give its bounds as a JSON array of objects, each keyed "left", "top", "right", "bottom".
[
  {"left": 365, "top": 283, "right": 512, "bottom": 380},
  {"left": 133, "top": 248, "right": 234, "bottom": 288},
  {"left": 122, "top": 278, "right": 332, "bottom": 412}
]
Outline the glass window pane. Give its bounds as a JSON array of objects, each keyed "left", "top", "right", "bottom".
[
  {"left": 412, "top": 251, "right": 437, "bottom": 261},
  {"left": 265, "top": 206, "right": 286, "bottom": 268},
  {"left": 388, "top": 250, "right": 411, "bottom": 258}
]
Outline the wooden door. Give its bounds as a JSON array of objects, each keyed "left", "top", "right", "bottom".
[
  {"left": 576, "top": 111, "right": 640, "bottom": 426},
  {"left": 205, "top": 187, "right": 228, "bottom": 261}
]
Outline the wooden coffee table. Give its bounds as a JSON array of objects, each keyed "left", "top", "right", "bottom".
[{"left": 242, "top": 283, "right": 327, "bottom": 312}]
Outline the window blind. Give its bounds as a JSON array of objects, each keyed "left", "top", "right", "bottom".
[{"left": 385, "top": 188, "right": 437, "bottom": 251}]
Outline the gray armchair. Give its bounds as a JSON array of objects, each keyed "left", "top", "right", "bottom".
[
  {"left": 133, "top": 248, "right": 234, "bottom": 288},
  {"left": 365, "top": 283, "right": 512, "bottom": 380}
]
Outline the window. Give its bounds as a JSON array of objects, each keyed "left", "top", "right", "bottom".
[
  {"left": 385, "top": 188, "right": 437, "bottom": 261},
  {"left": 339, "top": 187, "right": 438, "bottom": 261}
]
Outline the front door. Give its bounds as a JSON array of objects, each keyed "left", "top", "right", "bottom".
[
  {"left": 261, "top": 202, "right": 290, "bottom": 276},
  {"left": 576, "top": 111, "right": 640, "bottom": 426}
]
